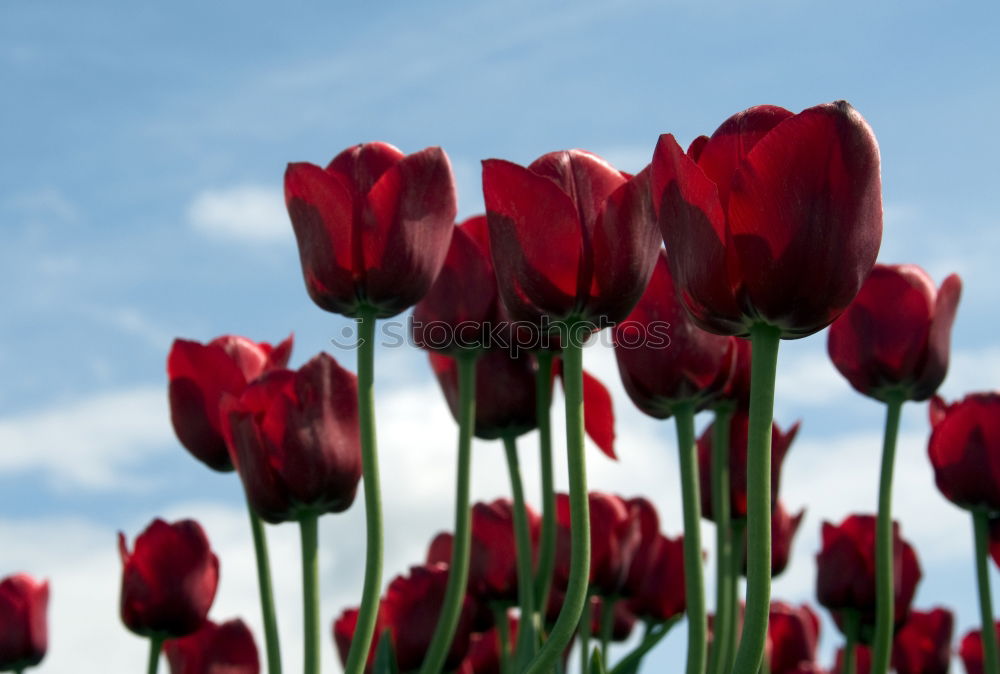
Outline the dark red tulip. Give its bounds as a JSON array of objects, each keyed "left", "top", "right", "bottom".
[
  {"left": 333, "top": 607, "right": 384, "bottom": 674},
  {"left": 381, "top": 564, "right": 475, "bottom": 673},
  {"left": 960, "top": 622, "right": 1000, "bottom": 674},
  {"left": 412, "top": 216, "right": 502, "bottom": 352},
  {"left": 119, "top": 519, "right": 219, "bottom": 638},
  {"left": 928, "top": 393, "right": 1000, "bottom": 513},
  {"left": 622, "top": 497, "right": 661, "bottom": 595},
  {"left": 625, "top": 533, "right": 686, "bottom": 622},
  {"left": 739, "top": 502, "right": 805, "bottom": 578},
  {"left": 163, "top": 618, "right": 260, "bottom": 674},
  {"left": 482, "top": 151, "right": 660, "bottom": 330},
  {"left": 698, "top": 412, "right": 799, "bottom": 521},
  {"left": 768, "top": 602, "right": 820, "bottom": 674},
  {"left": 429, "top": 350, "right": 618, "bottom": 458},
  {"left": 553, "top": 492, "right": 641, "bottom": 596},
  {"left": 168, "top": 334, "right": 292, "bottom": 471},
  {"left": 890, "top": 607, "right": 953, "bottom": 674},
  {"left": 828, "top": 264, "right": 961, "bottom": 402},
  {"left": 590, "top": 597, "right": 637, "bottom": 642},
  {"left": 0, "top": 573, "right": 48, "bottom": 671},
  {"left": 652, "top": 101, "right": 882, "bottom": 338},
  {"left": 835, "top": 645, "right": 871, "bottom": 674},
  {"left": 285, "top": 142, "right": 457, "bottom": 318},
  {"left": 613, "top": 250, "right": 736, "bottom": 417},
  {"left": 221, "top": 353, "right": 362, "bottom": 524},
  {"left": 457, "top": 616, "right": 519, "bottom": 674},
  {"left": 816, "top": 515, "right": 921, "bottom": 643}
]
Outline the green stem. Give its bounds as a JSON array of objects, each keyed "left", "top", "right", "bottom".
[
  {"left": 709, "top": 403, "right": 735, "bottom": 674},
  {"left": 248, "top": 505, "right": 283, "bottom": 674},
  {"left": 871, "top": 392, "right": 904, "bottom": 674},
  {"left": 344, "top": 310, "right": 383, "bottom": 674},
  {"left": 609, "top": 618, "right": 679, "bottom": 674},
  {"left": 419, "top": 352, "right": 477, "bottom": 674},
  {"left": 300, "top": 513, "right": 320, "bottom": 674},
  {"left": 974, "top": 510, "right": 1000, "bottom": 674},
  {"left": 525, "top": 333, "right": 590, "bottom": 674},
  {"left": 841, "top": 611, "right": 860, "bottom": 674},
  {"left": 727, "top": 518, "right": 747, "bottom": 673},
  {"left": 672, "top": 401, "right": 707, "bottom": 674},
  {"left": 732, "top": 324, "right": 781, "bottom": 674},
  {"left": 579, "top": 594, "right": 594, "bottom": 674},
  {"left": 503, "top": 434, "right": 538, "bottom": 666},
  {"left": 534, "top": 351, "right": 557, "bottom": 617},
  {"left": 147, "top": 635, "right": 163, "bottom": 674},
  {"left": 599, "top": 598, "right": 616, "bottom": 669},
  {"left": 493, "top": 604, "right": 513, "bottom": 674}
]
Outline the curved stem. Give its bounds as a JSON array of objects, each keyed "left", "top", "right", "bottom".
[
  {"left": 525, "top": 335, "right": 590, "bottom": 674},
  {"left": 344, "top": 310, "right": 383, "bottom": 674},
  {"left": 732, "top": 325, "right": 781, "bottom": 674},
  {"left": 419, "top": 352, "right": 477, "bottom": 674},
  {"left": 841, "top": 611, "right": 860, "bottom": 674},
  {"left": 872, "top": 393, "right": 904, "bottom": 674},
  {"left": 579, "top": 594, "right": 594, "bottom": 674},
  {"left": 299, "top": 513, "right": 320, "bottom": 674},
  {"left": 503, "top": 434, "right": 538, "bottom": 666},
  {"left": 727, "top": 518, "right": 746, "bottom": 673},
  {"left": 534, "top": 351, "right": 557, "bottom": 616},
  {"left": 248, "top": 506, "right": 283, "bottom": 674},
  {"left": 673, "top": 401, "right": 707, "bottom": 674},
  {"left": 709, "top": 403, "right": 734, "bottom": 674},
  {"left": 147, "top": 635, "right": 163, "bottom": 674},
  {"left": 492, "top": 604, "right": 513, "bottom": 674},
  {"left": 599, "top": 598, "right": 616, "bottom": 669},
  {"left": 974, "top": 510, "right": 1000, "bottom": 674}
]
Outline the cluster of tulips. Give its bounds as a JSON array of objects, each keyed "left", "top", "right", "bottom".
[{"left": 3, "top": 100, "right": 1000, "bottom": 674}]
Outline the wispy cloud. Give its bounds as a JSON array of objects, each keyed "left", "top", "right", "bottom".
[{"left": 188, "top": 185, "right": 290, "bottom": 244}]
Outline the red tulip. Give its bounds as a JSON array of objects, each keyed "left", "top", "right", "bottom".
[
  {"left": 482, "top": 150, "right": 660, "bottom": 331},
  {"left": 553, "top": 492, "right": 641, "bottom": 596},
  {"left": 767, "top": 601, "right": 820, "bottom": 674},
  {"left": 622, "top": 497, "right": 661, "bottom": 595},
  {"left": 828, "top": 264, "right": 961, "bottom": 402},
  {"left": 0, "top": 573, "right": 48, "bottom": 671},
  {"left": 739, "top": 502, "right": 805, "bottom": 578},
  {"left": 163, "top": 618, "right": 260, "bottom": 674},
  {"left": 613, "top": 250, "right": 736, "bottom": 417},
  {"left": 167, "top": 334, "right": 292, "bottom": 471},
  {"left": 457, "top": 616, "right": 519, "bottom": 674},
  {"left": 590, "top": 597, "right": 637, "bottom": 642},
  {"left": 119, "top": 519, "right": 219, "bottom": 638},
  {"left": 624, "top": 533, "right": 686, "bottom": 622},
  {"left": 698, "top": 412, "right": 800, "bottom": 521},
  {"left": 428, "top": 350, "right": 617, "bottom": 458},
  {"left": 835, "top": 645, "right": 871, "bottom": 674},
  {"left": 382, "top": 564, "right": 476, "bottom": 673},
  {"left": 652, "top": 101, "right": 882, "bottom": 338},
  {"left": 927, "top": 393, "right": 1000, "bottom": 513},
  {"left": 333, "top": 607, "right": 384, "bottom": 674},
  {"left": 221, "top": 353, "right": 362, "bottom": 523},
  {"left": 285, "top": 142, "right": 457, "bottom": 318},
  {"left": 890, "top": 607, "right": 953, "bottom": 674},
  {"left": 959, "top": 622, "right": 1000, "bottom": 674},
  {"left": 816, "top": 515, "right": 921, "bottom": 642}
]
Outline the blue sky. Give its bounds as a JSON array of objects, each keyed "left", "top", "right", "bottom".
[{"left": 2, "top": 1, "right": 999, "bottom": 671}]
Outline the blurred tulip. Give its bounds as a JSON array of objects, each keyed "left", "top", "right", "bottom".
[
  {"left": 285, "top": 142, "right": 457, "bottom": 318},
  {"left": 613, "top": 250, "right": 736, "bottom": 417},
  {"left": 890, "top": 607, "right": 952, "bottom": 674},
  {"left": 590, "top": 597, "right": 637, "bottom": 642},
  {"left": 928, "top": 393, "right": 1000, "bottom": 513},
  {"left": 739, "top": 502, "right": 805, "bottom": 578},
  {"left": 119, "top": 519, "right": 219, "bottom": 638},
  {"left": 0, "top": 573, "right": 48, "bottom": 671},
  {"left": 221, "top": 353, "right": 362, "bottom": 523},
  {"left": 828, "top": 264, "right": 961, "bottom": 402},
  {"left": 835, "top": 644, "right": 871, "bottom": 674},
  {"left": 960, "top": 621, "right": 1000, "bottom": 674},
  {"left": 698, "top": 412, "right": 800, "bottom": 521},
  {"left": 768, "top": 601, "right": 820, "bottom": 674},
  {"left": 167, "top": 334, "right": 292, "bottom": 471},
  {"left": 816, "top": 515, "right": 921, "bottom": 642},
  {"left": 625, "top": 533, "right": 687, "bottom": 622},
  {"left": 163, "top": 618, "right": 259, "bottom": 674},
  {"left": 333, "top": 607, "right": 383, "bottom": 674},
  {"left": 482, "top": 150, "right": 659, "bottom": 331},
  {"left": 652, "top": 101, "right": 882, "bottom": 338},
  {"left": 457, "top": 616, "right": 519, "bottom": 674}
]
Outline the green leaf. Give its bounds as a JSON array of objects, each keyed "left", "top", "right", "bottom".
[
  {"left": 373, "top": 632, "right": 399, "bottom": 674},
  {"left": 590, "top": 646, "right": 607, "bottom": 674}
]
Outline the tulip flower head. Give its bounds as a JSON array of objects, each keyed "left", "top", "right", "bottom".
[
  {"left": 652, "top": 101, "right": 883, "bottom": 338},
  {"left": 285, "top": 142, "right": 458, "bottom": 318},
  {"left": 118, "top": 519, "right": 219, "bottom": 638},
  {"left": 163, "top": 618, "right": 260, "bottom": 674},
  {"left": 927, "top": 393, "right": 1000, "bottom": 514},
  {"left": 767, "top": 601, "right": 821, "bottom": 674},
  {"left": 828, "top": 264, "right": 961, "bottom": 402},
  {"left": 0, "top": 573, "right": 49, "bottom": 672},
  {"left": 890, "top": 607, "right": 953, "bottom": 674},
  {"left": 960, "top": 621, "right": 1000, "bottom": 674},
  {"left": 167, "top": 334, "right": 292, "bottom": 471}
]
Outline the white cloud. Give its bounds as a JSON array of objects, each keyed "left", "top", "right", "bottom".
[
  {"left": 188, "top": 185, "right": 290, "bottom": 244},
  {"left": 0, "top": 387, "right": 171, "bottom": 489}
]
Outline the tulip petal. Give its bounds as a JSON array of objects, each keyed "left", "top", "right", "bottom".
[
  {"left": 912, "top": 273, "right": 962, "bottom": 400},
  {"left": 581, "top": 369, "right": 616, "bottom": 460},
  {"left": 327, "top": 141, "right": 405, "bottom": 200}
]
